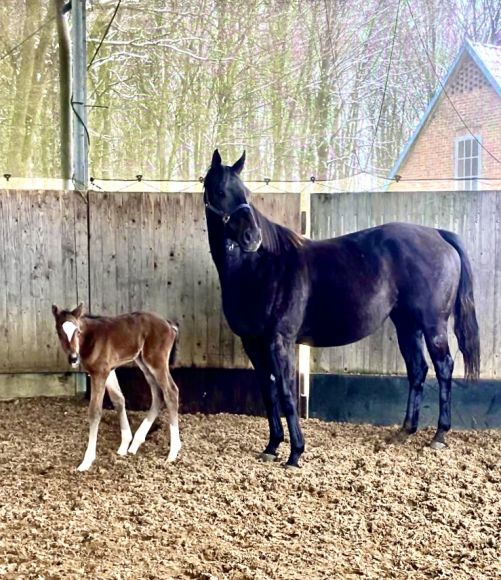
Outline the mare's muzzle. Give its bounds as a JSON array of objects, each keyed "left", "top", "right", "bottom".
[{"left": 239, "top": 225, "right": 262, "bottom": 253}]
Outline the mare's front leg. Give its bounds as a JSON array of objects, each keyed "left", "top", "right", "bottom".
[
  {"left": 269, "top": 334, "right": 304, "bottom": 468},
  {"left": 242, "top": 336, "right": 284, "bottom": 460},
  {"left": 105, "top": 370, "right": 133, "bottom": 456},
  {"left": 78, "top": 371, "right": 107, "bottom": 471}
]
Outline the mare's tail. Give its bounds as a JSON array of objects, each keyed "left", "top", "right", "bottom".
[{"left": 438, "top": 229, "right": 480, "bottom": 380}]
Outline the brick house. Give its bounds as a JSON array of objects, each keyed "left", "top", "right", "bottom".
[{"left": 388, "top": 41, "right": 501, "bottom": 191}]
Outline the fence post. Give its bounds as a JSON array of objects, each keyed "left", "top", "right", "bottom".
[
  {"left": 298, "top": 183, "right": 312, "bottom": 418},
  {"left": 71, "top": 0, "right": 88, "bottom": 191}
]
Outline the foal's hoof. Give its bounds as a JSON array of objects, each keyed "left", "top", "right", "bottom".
[
  {"left": 430, "top": 439, "right": 447, "bottom": 450},
  {"left": 77, "top": 461, "right": 93, "bottom": 472},
  {"left": 258, "top": 452, "right": 278, "bottom": 463},
  {"left": 283, "top": 463, "right": 301, "bottom": 472}
]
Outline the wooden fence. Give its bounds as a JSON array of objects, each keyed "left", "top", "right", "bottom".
[
  {"left": 1, "top": 188, "right": 499, "bottom": 381},
  {"left": 0, "top": 190, "right": 88, "bottom": 373},
  {"left": 310, "top": 190, "right": 501, "bottom": 380},
  {"left": 0, "top": 190, "right": 300, "bottom": 373}
]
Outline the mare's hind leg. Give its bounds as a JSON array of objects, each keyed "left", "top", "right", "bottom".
[
  {"left": 423, "top": 322, "right": 454, "bottom": 449},
  {"left": 242, "top": 336, "right": 284, "bottom": 460},
  {"left": 128, "top": 359, "right": 163, "bottom": 455},
  {"left": 138, "top": 355, "right": 181, "bottom": 462},
  {"left": 391, "top": 315, "right": 428, "bottom": 442},
  {"left": 105, "top": 370, "right": 133, "bottom": 456}
]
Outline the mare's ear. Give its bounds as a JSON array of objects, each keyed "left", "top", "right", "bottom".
[
  {"left": 52, "top": 304, "right": 59, "bottom": 318},
  {"left": 72, "top": 302, "right": 85, "bottom": 318},
  {"left": 211, "top": 149, "right": 222, "bottom": 167},
  {"left": 232, "top": 151, "right": 246, "bottom": 175}
]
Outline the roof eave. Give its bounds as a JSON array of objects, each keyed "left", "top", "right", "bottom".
[{"left": 387, "top": 45, "right": 468, "bottom": 181}]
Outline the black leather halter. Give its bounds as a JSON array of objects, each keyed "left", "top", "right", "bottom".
[{"left": 204, "top": 190, "right": 252, "bottom": 224}]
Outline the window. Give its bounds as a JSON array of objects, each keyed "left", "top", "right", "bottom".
[{"left": 455, "top": 135, "right": 481, "bottom": 191}]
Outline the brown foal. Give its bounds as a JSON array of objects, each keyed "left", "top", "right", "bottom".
[{"left": 52, "top": 303, "right": 181, "bottom": 471}]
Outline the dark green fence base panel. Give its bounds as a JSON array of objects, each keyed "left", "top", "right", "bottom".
[
  {"left": 310, "top": 374, "right": 501, "bottom": 429},
  {"left": 91, "top": 367, "right": 266, "bottom": 416}
]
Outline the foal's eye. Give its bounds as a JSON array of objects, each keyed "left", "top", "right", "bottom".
[{"left": 217, "top": 189, "right": 225, "bottom": 197}]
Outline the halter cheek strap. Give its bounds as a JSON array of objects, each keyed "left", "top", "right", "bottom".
[{"left": 204, "top": 192, "right": 251, "bottom": 224}]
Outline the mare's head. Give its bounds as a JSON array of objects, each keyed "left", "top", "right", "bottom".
[
  {"left": 204, "top": 149, "right": 262, "bottom": 252},
  {"left": 52, "top": 302, "right": 85, "bottom": 367}
]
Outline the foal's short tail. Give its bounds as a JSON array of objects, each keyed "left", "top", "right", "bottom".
[
  {"left": 439, "top": 230, "right": 480, "bottom": 380},
  {"left": 168, "top": 321, "right": 180, "bottom": 367}
]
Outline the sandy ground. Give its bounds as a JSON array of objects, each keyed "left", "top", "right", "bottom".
[{"left": 0, "top": 397, "right": 500, "bottom": 580}]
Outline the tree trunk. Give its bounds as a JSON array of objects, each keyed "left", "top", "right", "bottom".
[{"left": 7, "top": 0, "right": 40, "bottom": 176}]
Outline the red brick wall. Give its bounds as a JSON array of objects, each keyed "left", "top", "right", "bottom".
[{"left": 390, "top": 54, "right": 501, "bottom": 191}]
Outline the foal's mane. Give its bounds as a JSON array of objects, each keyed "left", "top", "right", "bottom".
[
  {"left": 59, "top": 310, "right": 103, "bottom": 320},
  {"left": 251, "top": 203, "right": 305, "bottom": 255}
]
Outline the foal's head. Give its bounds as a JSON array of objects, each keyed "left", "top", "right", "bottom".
[
  {"left": 204, "top": 149, "right": 262, "bottom": 253},
  {"left": 52, "top": 303, "right": 85, "bottom": 367}
]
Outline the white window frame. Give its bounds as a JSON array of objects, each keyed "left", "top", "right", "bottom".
[{"left": 454, "top": 135, "right": 482, "bottom": 191}]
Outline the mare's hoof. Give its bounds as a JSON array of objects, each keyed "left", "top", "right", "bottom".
[
  {"left": 430, "top": 440, "right": 447, "bottom": 450},
  {"left": 259, "top": 452, "right": 278, "bottom": 463},
  {"left": 284, "top": 463, "right": 301, "bottom": 472}
]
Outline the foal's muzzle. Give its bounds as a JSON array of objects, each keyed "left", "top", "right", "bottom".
[{"left": 68, "top": 353, "right": 80, "bottom": 368}]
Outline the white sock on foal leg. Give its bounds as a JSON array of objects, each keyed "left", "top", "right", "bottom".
[
  {"left": 105, "top": 370, "right": 132, "bottom": 456},
  {"left": 167, "top": 423, "right": 181, "bottom": 462},
  {"left": 117, "top": 427, "right": 133, "bottom": 456},
  {"left": 128, "top": 417, "right": 154, "bottom": 455},
  {"left": 78, "top": 422, "right": 99, "bottom": 471}
]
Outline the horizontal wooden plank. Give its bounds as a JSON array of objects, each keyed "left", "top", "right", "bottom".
[{"left": 0, "top": 373, "right": 86, "bottom": 401}]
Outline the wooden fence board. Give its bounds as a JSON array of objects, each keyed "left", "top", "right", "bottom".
[{"left": 310, "top": 190, "right": 501, "bottom": 379}]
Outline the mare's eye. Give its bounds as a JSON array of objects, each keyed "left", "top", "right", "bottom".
[{"left": 217, "top": 189, "right": 225, "bottom": 197}]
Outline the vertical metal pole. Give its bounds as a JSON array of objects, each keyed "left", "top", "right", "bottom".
[
  {"left": 72, "top": 0, "right": 88, "bottom": 191},
  {"left": 298, "top": 182, "right": 312, "bottom": 419}
]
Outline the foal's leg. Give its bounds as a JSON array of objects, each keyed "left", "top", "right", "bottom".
[
  {"left": 78, "top": 372, "right": 107, "bottom": 471},
  {"left": 391, "top": 317, "right": 429, "bottom": 442},
  {"left": 423, "top": 322, "right": 454, "bottom": 449},
  {"left": 105, "top": 370, "right": 133, "bottom": 456},
  {"left": 128, "top": 359, "right": 163, "bottom": 455},
  {"left": 269, "top": 334, "right": 304, "bottom": 469},
  {"left": 242, "top": 336, "right": 284, "bottom": 460},
  {"left": 143, "top": 361, "right": 181, "bottom": 462}
]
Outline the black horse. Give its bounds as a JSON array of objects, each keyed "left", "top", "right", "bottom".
[{"left": 204, "top": 150, "right": 480, "bottom": 468}]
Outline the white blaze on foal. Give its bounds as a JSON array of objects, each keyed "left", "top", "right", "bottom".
[
  {"left": 52, "top": 303, "right": 181, "bottom": 471},
  {"left": 62, "top": 320, "right": 78, "bottom": 341}
]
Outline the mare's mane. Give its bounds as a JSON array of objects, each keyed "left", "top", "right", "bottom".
[{"left": 251, "top": 203, "right": 305, "bottom": 255}]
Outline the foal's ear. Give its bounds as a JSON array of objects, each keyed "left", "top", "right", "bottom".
[
  {"left": 72, "top": 302, "right": 85, "bottom": 318},
  {"left": 52, "top": 304, "right": 59, "bottom": 318},
  {"left": 232, "top": 151, "right": 246, "bottom": 175},
  {"left": 211, "top": 149, "right": 222, "bottom": 167}
]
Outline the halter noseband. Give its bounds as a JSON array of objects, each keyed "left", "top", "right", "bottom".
[{"left": 204, "top": 191, "right": 252, "bottom": 224}]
